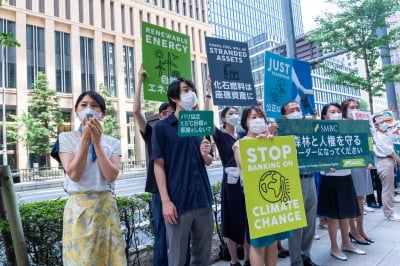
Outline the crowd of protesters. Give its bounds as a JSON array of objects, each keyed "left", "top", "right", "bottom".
[{"left": 52, "top": 70, "right": 400, "bottom": 266}]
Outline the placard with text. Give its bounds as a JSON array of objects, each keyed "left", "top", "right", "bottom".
[
  {"left": 205, "top": 37, "right": 256, "bottom": 106},
  {"left": 239, "top": 136, "right": 307, "bottom": 239},
  {"left": 142, "top": 21, "right": 191, "bottom": 102},
  {"left": 277, "top": 119, "right": 374, "bottom": 173},
  {"left": 178, "top": 111, "right": 214, "bottom": 137}
]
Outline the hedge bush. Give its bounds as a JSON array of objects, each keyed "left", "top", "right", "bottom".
[{"left": 0, "top": 182, "right": 222, "bottom": 265}]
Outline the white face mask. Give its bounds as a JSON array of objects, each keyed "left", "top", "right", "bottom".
[
  {"left": 78, "top": 108, "right": 102, "bottom": 121},
  {"left": 347, "top": 109, "right": 360, "bottom": 119},
  {"left": 286, "top": 111, "right": 303, "bottom": 119},
  {"left": 226, "top": 114, "right": 240, "bottom": 126},
  {"left": 179, "top": 91, "right": 197, "bottom": 110},
  {"left": 329, "top": 113, "right": 343, "bottom": 120},
  {"left": 379, "top": 122, "right": 389, "bottom": 131},
  {"left": 249, "top": 118, "right": 266, "bottom": 134}
]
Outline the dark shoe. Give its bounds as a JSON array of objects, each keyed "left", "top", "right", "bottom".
[
  {"left": 302, "top": 256, "right": 318, "bottom": 266},
  {"left": 364, "top": 237, "right": 374, "bottom": 243},
  {"left": 349, "top": 232, "right": 370, "bottom": 245},
  {"left": 367, "top": 202, "right": 381, "bottom": 208},
  {"left": 278, "top": 251, "right": 286, "bottom": 258},
  {"left": 244, "top": 260, "right": 251, "bottom": 266},
  {"left": 230, "top": 262, "right": 242, "bottom": 266}
]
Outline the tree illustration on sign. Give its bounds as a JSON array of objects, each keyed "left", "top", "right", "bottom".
[
  {"left": 154, "top": 50, "right": 165, "bottom": 77},
  {"left": 154, "top": 49, "right": 180, "bottom": 78}
]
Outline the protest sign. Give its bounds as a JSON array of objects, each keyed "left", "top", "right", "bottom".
[
  {"left": 264, "top": 52, "right": 315, "bottom": 118},
  {"left": 277, "top": 119, "right": 374, "bottom": 173},
  {"left": 239, "top": 136, "right": 307, "bottom": 239},
  {"left": 205, "top": 37, "right": 256, "bottom": 106},
  {"left": 178, "top": 111, "right": 214, "bottom": 137},
  {"left": 264, "top": 51, "right": 293, "bottom": 118},
  {"left": 141, "top": 21, "right": 191, "bottom": 102}
]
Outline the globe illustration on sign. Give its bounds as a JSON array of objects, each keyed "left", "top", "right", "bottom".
[{"left": 259, "top": 170, "right": 290, "bottom": 203}]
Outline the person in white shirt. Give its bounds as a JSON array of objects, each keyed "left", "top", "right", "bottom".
[
  {"left": 372, "top": 113, "right": 400, "bottom": 221},
  {"left": 53, "top": 91, "right": 126, "bottom": 265}
]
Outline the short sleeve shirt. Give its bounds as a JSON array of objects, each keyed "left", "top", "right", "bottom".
[
  {"left": 140, "top": 123, "right": 159, "bottom": 193},
  {"left": 151, "top": 114, "right": 213, "bottom": 214},
  {"left": 59, "top": 131, "right": 122, "bottom": 192}
]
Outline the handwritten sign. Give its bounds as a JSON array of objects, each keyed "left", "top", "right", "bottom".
[
  {"left": 178, "top": 111, "right": 214, "bottom": 137},
  {"left": 239, "top": 136, "right": 307, "bottom": 238}
]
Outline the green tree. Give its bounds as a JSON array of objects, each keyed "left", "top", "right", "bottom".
[
  {"left": 9, "top": 72, "right": 63, "bottom": 166},
  {"left": 307, "top": 0, "right": 400, "bottom": 114},
  {"left": 98, "top": 83, "right": 121, "bottom": 139}
]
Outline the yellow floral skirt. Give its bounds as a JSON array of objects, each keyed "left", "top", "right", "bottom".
[{"left": 63, "top": 191, "right": 127, "bottom": 266}]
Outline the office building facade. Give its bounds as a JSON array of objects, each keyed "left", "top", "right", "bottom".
[{"left": 0, "top": 0, "right": 211, "bottom": 169}]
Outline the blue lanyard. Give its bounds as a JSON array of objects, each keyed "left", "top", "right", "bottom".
[{"left": 78, "top": 125, "right": 97, "bottom": 161}]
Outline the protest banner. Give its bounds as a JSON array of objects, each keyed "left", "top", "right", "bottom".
[
  {"left": 205, "top": 37, "right": 256, "bottom": 106},
  {"left": 264, "top": 51, "right": 292, "bottom": 118},
  {"left": 239, "top": 136, "right": 307, "bottom": 239},
  {"left": 141, "top": 21, "right": 191, "bottom": 102},
  {"left": 264, "top": 52, "right": 315, "bottom": 118},
  {"left": 277, "top": 119, "right": 374, "bottom": 173},
  {"left": 178, "top": 111, "right": 214, "bottom": 137}
]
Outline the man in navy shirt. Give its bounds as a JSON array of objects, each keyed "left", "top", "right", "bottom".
[
  {"left": 133, "top": 66, "right": 174, "bottom": 266},
  {"left": 152, "top": 78, "right": 214, "bottom": 266}
]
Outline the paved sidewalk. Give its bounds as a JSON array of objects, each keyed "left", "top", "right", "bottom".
[{"left": 212, "top": 203, "right": 400, "bottom": 266}]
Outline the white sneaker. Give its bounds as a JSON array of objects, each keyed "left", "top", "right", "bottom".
[
  {"left": 314, "top": 234, "right": 320, "bottom": 240},
  {"left": 385, "top": 214, "right": 400, "bottom": 221},
  {"left": 394, "top": 195, "right": 400, "bottom": 203},
  {"left": 364, "top": 206, "right": 374, "bottom": 212}
]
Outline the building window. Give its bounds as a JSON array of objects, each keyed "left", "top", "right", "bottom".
[
  {"left": 26, "top": 25, "right": 45, "bottom": 89},
  {"left": 103, "top": 42, "right": 116, "bottom": 97},
  {"left": 39, "top": 0, "right": 45, "bottom": 13},
  {"left": 9, "top": 0, "right": 16, "bottom": 6},
  {"left": 79, "top": 0, "right": 84, "bottom": 23},
  {"left": 89, "top": 0, "right": 94, "bottom": 25},
  {"left": 54, "top": 0, "right": 59, "bottom": 17},
  {"left": 0, "top": 108, "right": 17, "bottom": 169},
  {"left": 55, "top": 31, "right": 71, "bottom": 93},
  {"left": 58, "top": 111, "right": 72, "bottom": 133},
  {"left": 80, "top": 37, "right": 95, "bottom": 92},
  {"left": 65, "top": 0, "right": 70, "bottom": 19},
  {"left": 121, "top": 5, "right": 126, "bottom": 33},
  {"left": 126, "top": 113, "right": 135, "bottom": 158},
  {"left": 26, "top": 0, "right": 32, "bottom": 10},
  {"left": 0, "top": 20, "right": 17, "bottom": 89},
  {"left": 129, "top": 7, "right": 133, "bottom": 35},
  {"left": 101, "top": 0, "right": 105, "bottom": 28},
  {"left": 110, "top": 2, "right": 115, "bottom": 31},
  {"left": 123, "top": 46, "right": 135, "bottom": 98}
]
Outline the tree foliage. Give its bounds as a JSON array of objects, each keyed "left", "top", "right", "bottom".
[
  {"left": 307, "top": 0, "right": 400, "bottom": 113},
  {"left": 98, "top": 83, "right": 121, "bottom": 139},
  {"left": 9, "top": 72, "right": 63, "bottom": 166}
]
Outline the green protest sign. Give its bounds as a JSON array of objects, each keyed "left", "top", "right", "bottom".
[
  {"left": 178, "top": 111, "right": 214, "bottom": 137},
  {"left": 239, "top": 136, "right": 307, "bottom": 239},
  {"left": 141, "top": 21, "right": 191, "bottom": 102},
  {"left": 277, "top": 119, "right": 374, "bottom": 173}
]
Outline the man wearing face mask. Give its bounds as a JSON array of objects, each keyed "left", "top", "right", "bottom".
[
  {"left": 280, "top": 100, "right": 318, "bottom": 266},
  {"left": 372, "top": 114, "right": 400, "bottom": 221},
  {"left": 133, "top": 66, "right": 175, "bottom": 266},
  {"left": 152, "top": 78, "right": 214, "bottom": 265}
]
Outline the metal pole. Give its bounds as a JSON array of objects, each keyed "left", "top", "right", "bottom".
[
  {"left": 376, "top": 27, "right": 399, "bottom": 120},
  {"left": 281, "top": 0, "right": 297, "bottom": 59},
  {"left": 1, "top": 45, "right": 7, "bottom": 165},
  {"left": 0, "top": 165, "right": 29, "bottom": 265}
]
